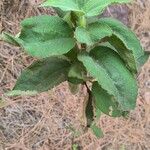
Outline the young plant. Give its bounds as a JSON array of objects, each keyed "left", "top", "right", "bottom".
[{"left": 1, "top": 0, "right": 149, "bottom": 137}]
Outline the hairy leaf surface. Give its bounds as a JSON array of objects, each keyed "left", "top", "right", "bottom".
[
  {"left": 75, "top": 22, "right": 112, "bottom": 45},
  {"left": 99, "top": 18, "right": 146, "bottom": 72},
  {"left": 78, "top": 46, "right": 138, "bottom": 110},
  {"left": 3, "top": 16, "right": 75, "bottom": 58},
  {"left": 12, "top": 57, "right": 70, "bottom": 94},
  {"left": 42, "top": 0, "right": 131, "bottom": 17}
]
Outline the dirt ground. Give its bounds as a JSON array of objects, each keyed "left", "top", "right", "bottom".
[{"left": 0, "top": 0, "right": 150, "bottom": 150}]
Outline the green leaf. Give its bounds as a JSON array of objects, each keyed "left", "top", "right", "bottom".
[
  {"left": 78, "top": 46, "right": 138, "bottom": 110},
  {"left": 68, "top": 62, "right": 86, "bottom": 84},
  {"left": 83, "top": 0, "right": 132, "bottom": 17},
  {"left": 90, "top": 123, "right": 103, "bottom": 138},
  {"left": 3, "top": 15, "right": 75, "bottom": 58},
  {"left": 54, "top": 8, "right": 66, "bottom": 17},
  {"left": 100, "top": 42, "right": 117, "bottom": 52},
  {"left": 9, "top": 57, "right": 70, "bottom": 95},
  {"left": 99, "top": 18, "right": 145, "bottom": 72},
  {"left": 68, "top": 78, "right": 84, "bottom": 85},
  {"left": 75, "top": 22, "right": 112, "bottom": 45},
  {"left": 42, "top": 0, "right": 82, "bottom": 13},
  {"left": 92, "top": 82, "right": 124, "bottom": 117},
  {"left": 65, "top": 48, "right": 78, "bottom": 61},
  {"left": 63, "top": 12, "right": 73, "bottom": 27},
  {"left": 20, "top": 15, "right": 76, "bottom": 58},
  {"left": 42, "top": 0, "right": 131, "bottom": 17}
]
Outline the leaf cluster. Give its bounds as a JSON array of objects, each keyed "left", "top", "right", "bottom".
[{"left": 1, "top": 0, "right": 149, "bottom": 137}]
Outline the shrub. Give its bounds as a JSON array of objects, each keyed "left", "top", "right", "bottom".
[{"left": 1, "top": 0, "right": 149, "bottom": 137}]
